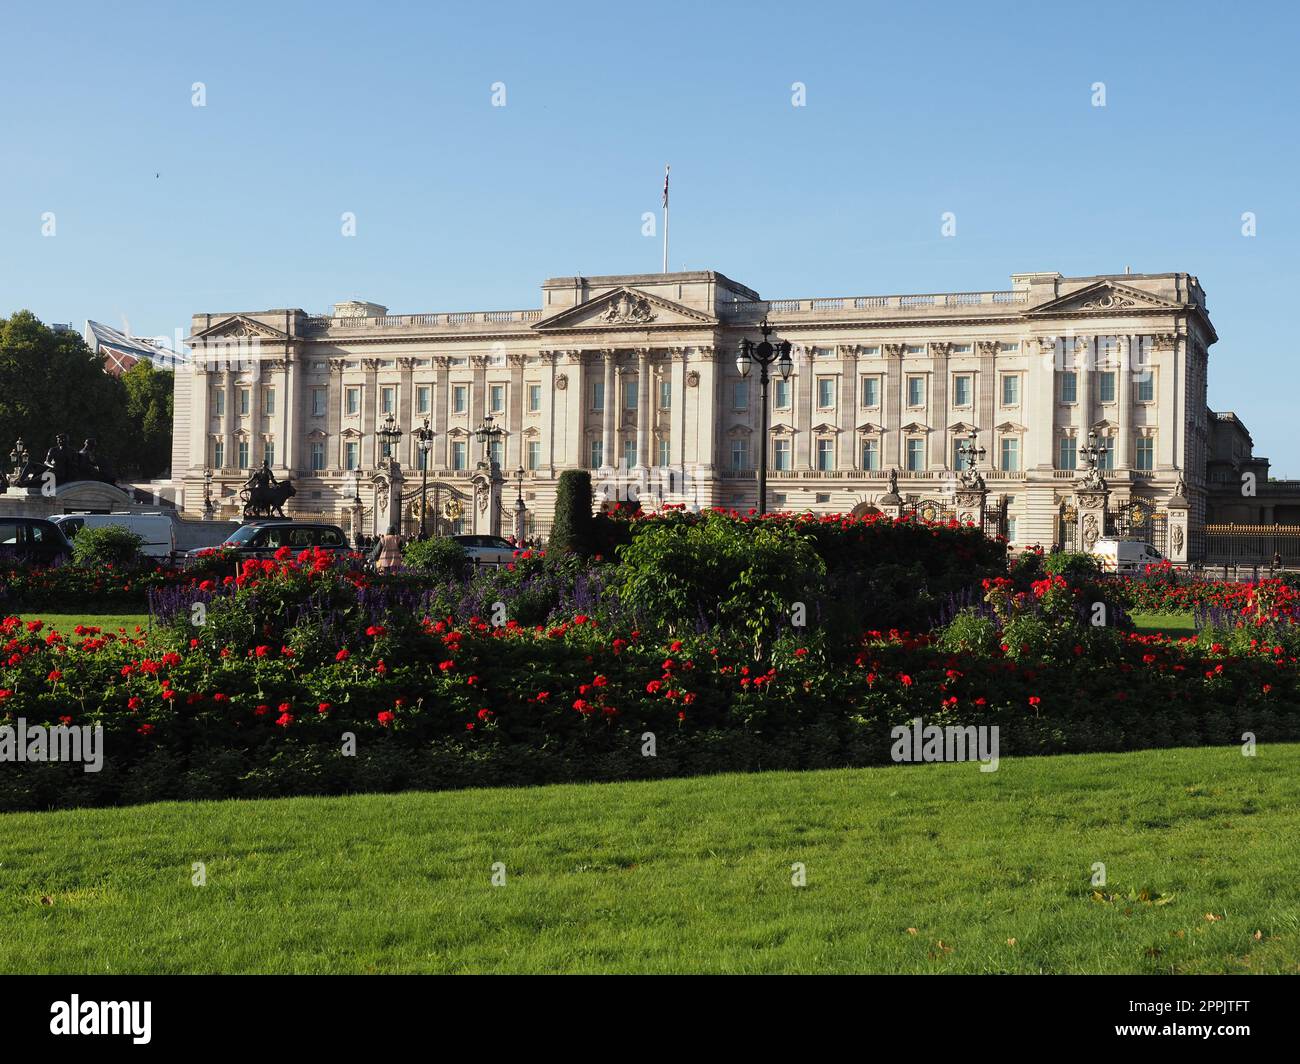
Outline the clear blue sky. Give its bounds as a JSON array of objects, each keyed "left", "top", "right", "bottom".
[{"left": 3, "top": 0, "right": 1298, "bottom": 472}]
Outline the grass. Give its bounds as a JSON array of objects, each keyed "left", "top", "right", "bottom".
[
  {"left": 1132, "top": 611, "right": 1198, "bottom": 637},
  {"left": 1, "top": 744, "right": 1297, "bottom": 974},
  {"left": 15, "top": 612, "right": 151, "bottom": 636}
]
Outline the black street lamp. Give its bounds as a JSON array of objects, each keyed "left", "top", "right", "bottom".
[
  {"left": 377, "top": 411, "right": 403, "bottom": 466},
  {"left": 202, "top": 467, "right": 214, "bottom": 519},
  {"left": 414, "top": 418, "right": 436, "bottom": 538},
  {"left": 474, "top": 414, "right": 504, "bottom": 468},
  {"left": 735, "top": 316, "right": 793, "bottom": 516},
  {"left": 514, "top": 464, "right": 526, "bottom": 543}
]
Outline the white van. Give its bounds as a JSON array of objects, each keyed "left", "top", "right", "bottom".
[
  {"left": 1091, "top": 537, "right": 1164, "bottom": 574},
  {"left": 53, "top": 513, "right": 177, "bottom": 561}
]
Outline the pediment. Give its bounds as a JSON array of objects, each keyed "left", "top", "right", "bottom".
[
  {"left": 856, "top": 422, "right": 883, "bottom": 433},
  {"left": 1027, "top": 280, "right": 1182, "bottom": 316},
  {"left": 306, "top": 428, "right": 327, "bottom": 439},
  {"left": 995, "top": 421, "right": 1027, "bottom": 433},
  {"left": 769, "top": 421, "right": 796, "bottom": 435},
  {"left": 532, "top": 286, "right": 719, "bottom": 331},
  {"left": 1090, "top": 418, "right": 1119, "bottom": 431},
  {"left": 340, "top": 427, "right": 363, "bottom": 438},
  {"left": 726, "top": 424, "right": 753, "bottom": 437},
  {"left": 900, "top": 421, "right": 930, "bottom": 433},
  {"left": 189, "top": 315, "right": 291, "bottom": 342},
  {"left": 811, "top": 422, "right": 840, "bottom": 434}
]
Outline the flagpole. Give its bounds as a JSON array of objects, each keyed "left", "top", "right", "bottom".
[{"left": 662, "top": 164, "right": 670, "bottom": 273}]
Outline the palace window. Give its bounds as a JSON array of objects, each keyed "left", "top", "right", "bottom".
[
  {"left": 731, "top": 439, "right": 749, "bottom": 471},
  {"left": 1135, "top": 436, "right": 1155, "bottom": 470},
  {"left": 999, "top": 342, "right": 1020, "bottom": 352},
  {"left": 657, "top": 438, "right": 670, "bottom": 467},
  {"left": 527, "top": 384, "right": 541, "bottom": 412},
  {"left": 774, "top": 439, "right": 791, "bottom": 471},
  {"left": 953, "top": 439, "right": 969, "bottom": 471},
  {"left": 263, "top": 441, "right": 275, "bottom": 467},
  {"left": 1006, "top": 516, "right": 1018, "bottom": 541},
  {"left": 527, "top": 440, "right": 541, "bottom": 471},
  {"left": 453, "top": 385, "right": 468, "bottom": 414},
  {"left": 861, "top": 438, "right": 880, "bottom": 471},
  {"left": 1057, "top": 435, "right": 1077, "bottom": 471},
  {"left": 490, "top": 384, "right": 505, "bottom": 414},
  {"left": 623, "top": 378, "right": 638, "bottom": 411},
  {"left": 953, "top": 375, "right": 972, "bottom": 407},
  {"left": 906, "top": 438, "right": 925, "bottom": 471},
  {"left": 213, "top": 389, "right": 225, "bottom": 417},
  {"left": 659, "top": 379, "right": 672, "bottom": 410},
  {"left": 417, "top": 386, "right": 431, "bottom": 414},
  {"left": 775, "top": 379, "right": 792, "bottom": 408},
  {"left": 589, "top": 439, "right": 603, "bottom": 469},
  {"left": 951, "top": 343, "right": 972, "bottom": 354},
  {"left": 239, "top": 388, "right": 250, "bottom": 416},
  {"left": 904, "top": 344, "right": 925, "bottom": 355},
  {"left": 1059, "top": 371, "right": 1077, "bottom": 403},
  {"left": 381, "top": 386, "right": 395, "bottom": 415},
  {"left": 733, "top": 379, "right": 750, "bottom": 410},
  {"left": 623, "top": 439, "right": 637, "bottom": 469},
  {"left": 452, "top": 441, "right": 468, "bottom": 470},
  {"left": 1099, "top": 436, "right": 1114, "bottom": 471},
  {"left": 311, "top": 388, "right": 326, "bottom": 417},
  {"left": 817, "top": 378, "right": 835, "bottom": 409},
  {"left": 237, "top": 440, "right": 250, "bottom": 469},
  {"left": 212, "top": 440, "right": 224, "bottom": 468},
  {"left": 310, "top": 442, "right": 325, "bottom": 471},
  {"left": 1136, "top": 373, "right": 1155, "bottom": 403},
  {"left": 490, "top": 439, "right": 504, "bottom": 467},
  {"left": 861, "top": 376, "right": 880, "bottom": 407},
  {"left": 345, "top": 387, "right": 360, "bottom": 416},
  {"left": 1098, "top": 371, "right": 1116, "bottom": 404},
  {"left": 907, "top": 377, "right": 925, "bottom": 407},
  {"left": 344, "top": 441, "right": 359, "bottom": 470},
  {"left": 1001, "top": 375, "right": 1020, "bottom": 406},
  {"left": 816, "top": 438, "right": 835, "bottom": 471},
  {"left": 591, "top": 381, "right": 604, "bottom": 412},
  {"left": 1000, "top": 437, "right": 1020, "bottom": 472}
]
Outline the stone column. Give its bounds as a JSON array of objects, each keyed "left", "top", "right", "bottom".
[
  {"left": 840, "top": 345, "right": 858, "bottom": 470},
  {"left": 930, "top": 343, "right": 949, "bottom": 470},
  {"left": 189, "top": 363, "right": 209, "bottom": 474},
  {"left": 601, "top": 349, "right": 616, "bottom": 471},
  {"left": 1115, "top": 335, "right": 1132, "bottom": 469},
  {"left": 371, "top": 464, "right": 404, "bottom": 538},
  {"left": 361, "top": 359, "right": 379, "bottom": 468},
  {"left": 955, "top": 482, "right": 988, "bottom": 530},
  {"left": 224, "top": 367, "right": 238, "bottom": 473},
  {"left": 1166, "top": 472, "right": 1190, "bottom": 564},
  {"left": 885, "top": 345, "right": 903, "bottom": 469},
  {"left": 273, "top": 359, "right": 291, "bottom": 475},
  {"left": 431, "top": 357, "right": 449, "bottom": 470},
  {"left": 1077, "top": 487, "right": 1109, "bottom": 556},
  {"left": 398, "top": 357, "right": 415, "bottom": 465},
  {"left": 1076, "top": 336, "right": 1093, "bottom": 440},
  {"left": 635, "top": 348, "right": 650, "bottom": 471},
  {"left": 327, "top": 360, "right": 344, "bottom": 472}
]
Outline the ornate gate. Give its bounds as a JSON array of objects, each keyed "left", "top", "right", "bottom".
[
  {"left": 1057, "top": 502, "right": 1079, "bottom": 552},
  {"left": 903, "top": 497, "right": 956, "bottom": 524},
  {"left": 983, "top": 495, "right": 1008, "bottom": 540},
  {"left": 1107, "top": 499, "right": 1154, "bottom": 542}
]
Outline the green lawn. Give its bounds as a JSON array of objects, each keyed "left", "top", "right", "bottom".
[
  {"left": 2, "top": 744, "right": 1297, "bottom": 974},
  {"left": 15, "top": 612, "right": 151, "bottom": 636},
  {"left": 1132, "top": 611, "right": 1198, "bottom": 637}
]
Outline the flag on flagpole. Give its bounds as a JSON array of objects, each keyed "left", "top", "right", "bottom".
[{"left": 662, "top": 165, "right": 670, "bottom": 208}]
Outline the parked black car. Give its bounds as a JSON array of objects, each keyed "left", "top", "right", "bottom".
[
  {"left": 0, "top": 517, "right": 73, "bottom": 565},
  {"left": 186, "top": 520, "right": 354, "bottom": 561}
]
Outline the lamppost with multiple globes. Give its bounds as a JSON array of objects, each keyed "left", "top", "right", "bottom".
[
  {"left": 474, "top": 413, "right": 504, "bottom": 467},
  {"left": 735, "top": 316, "right": 793, "bottom": 516},
  {"left": 377, "top": 412, "right": 403, "bottom": 467},
  {"left": 414, "top": 418, "right": 436, "bottom": 538},
  {"left": 514, "top": 464, "right": 527, "bottom": 543},
  {"left": 202, "top": 467, "right": 215, "bottom": 519}
]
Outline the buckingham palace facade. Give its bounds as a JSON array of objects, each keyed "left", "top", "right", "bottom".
[{"left": 172, "top": 268, "right": 1216, "bottom": 550}]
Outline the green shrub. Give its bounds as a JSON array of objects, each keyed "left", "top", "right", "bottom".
[
  {"left": 549, "top": 470, "right": 594, "bottom": 556},
  {"left": 402, "top": 536, "right": 469, "bottom": 580},
  {"left": 617, "top": 511, "right": 825, "bottom": 657},
  {"left": 72, "top": 525, "right": 144, "bottom": 568},
  {"left": 1043, "top": 551, "right": 1102, "bottom": 579},
  {"left": 936, "top": 609, "right": 999, "bottom": 656}
]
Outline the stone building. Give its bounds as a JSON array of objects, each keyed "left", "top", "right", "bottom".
[{"left": 172, "top": 268, "right": 1217, "bottom": 553}]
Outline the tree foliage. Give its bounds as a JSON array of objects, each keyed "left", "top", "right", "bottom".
[{"left": 549, "top": 470, "right": 595, "bottom": 556}]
